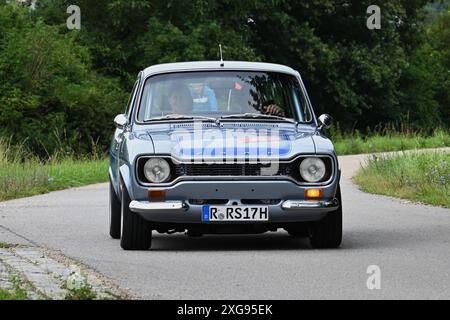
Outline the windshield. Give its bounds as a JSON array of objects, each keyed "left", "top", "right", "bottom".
[{"left": 137, "top": 71, "right": 312, "bottom": 123}]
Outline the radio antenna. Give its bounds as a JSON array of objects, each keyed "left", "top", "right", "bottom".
[{"left": 219, "top": 44, "right": 224, "bottom": 67}]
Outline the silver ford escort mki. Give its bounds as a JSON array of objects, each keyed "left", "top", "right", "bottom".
[{"left": 109, "top": 61, "right": 342, "bottom": 250}]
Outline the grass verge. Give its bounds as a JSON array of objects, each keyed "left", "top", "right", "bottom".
[
  {"left": 0, "top": 158, "right": 108, "bottom": 201},
  {"left": 0, "top": 276, "right": 29, "bottom": 300},
  {"left": 333, "top": 128, "right": 450, "bottom": 155},
  {"left": 0, "top": 138, "right": 108, "bottom": 201},
  {"left": 0, "top": 242, "right": 16, "bottom": 249},
  {"left": 353, "top": 151, "right": 450, "bottom": 208},
  {"left": 64, "top": 284, "right": 97, "bottom": 300}
]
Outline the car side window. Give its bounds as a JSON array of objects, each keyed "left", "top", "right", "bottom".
[{"left": 125, "top": 81, "right": 139, "bottom": 119}]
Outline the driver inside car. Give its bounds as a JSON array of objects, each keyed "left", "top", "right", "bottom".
[
  {"left": 234, "top": 85, "right": 286, "bottom": 117},
  {"left": 262, "top": 102, "right": 286, "bottom": 117},
  {"left": 167, "top": 84, "right": 193, "bottom": 115}
]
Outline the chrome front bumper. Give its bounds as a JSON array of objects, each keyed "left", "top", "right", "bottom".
[
  {"left": 129, "top": 198, "right": 339, "bottom": 223},
  {"left": 129, "top": 201, "right": 189, "bottom": 214},
  {"left": 281, "top": 199, "right": 339, "bottom": 210}
]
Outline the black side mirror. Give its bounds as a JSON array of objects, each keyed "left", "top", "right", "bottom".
[{"left": 318, "top": 114, "right": 332, "bottom": 131}]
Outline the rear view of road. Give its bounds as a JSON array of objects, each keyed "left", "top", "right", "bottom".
[{"left": 1, "top": 152, "right": 449, "bottom": 299}]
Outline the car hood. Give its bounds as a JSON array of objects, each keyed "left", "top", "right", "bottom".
[{"left": 140, "top": 123, "right": 316, "bottom": 161}]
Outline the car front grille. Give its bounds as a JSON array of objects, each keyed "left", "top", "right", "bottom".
[{"left": 174, "top": 163, "right": 293, "bottom": 176}]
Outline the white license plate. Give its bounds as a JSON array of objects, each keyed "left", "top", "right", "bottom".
[{"left": 202, "top": 205, "right": 269, "bottom": 222}]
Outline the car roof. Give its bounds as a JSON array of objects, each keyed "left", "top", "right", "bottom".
[{"left": 141, "top": 61, "right": 299, "bottom": 78}]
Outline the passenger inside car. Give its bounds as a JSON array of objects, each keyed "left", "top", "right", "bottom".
[{"left": 189, "top": 82, "right": 218, "bottom": 112}]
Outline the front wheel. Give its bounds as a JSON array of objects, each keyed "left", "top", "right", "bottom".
[
  {"left": 120, "top": 180, "right": 152, "bottom": 250},
  {"left": 309, "top": 185, "right": 342, "bottom": 249}
]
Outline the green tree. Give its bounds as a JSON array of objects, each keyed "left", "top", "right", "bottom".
[
  {"left": 243, "top": 1, "right": 432, "bottom": 130},
  {"left": 398, "top": 4, "right": 450, "bottom": 130},
  {"left": 35, "top": 0, "right": 259, "bottom": 87},
  {"left": 0, "top": 3, "right": 127, "bottom": 155},
  {"left": 426, "top": 7, "right": 450, "bottom": 126}
]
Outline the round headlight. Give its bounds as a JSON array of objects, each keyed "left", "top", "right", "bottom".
[
  {"left": 143, "top": 158, "right": 171, "bottom": 183},
  {"left": 299, "top": 158, "right": 326, "bottom": 182}
]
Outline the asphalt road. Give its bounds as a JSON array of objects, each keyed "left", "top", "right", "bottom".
[{"left": 1, "top": 151, "right": 449, "bottom": 299}]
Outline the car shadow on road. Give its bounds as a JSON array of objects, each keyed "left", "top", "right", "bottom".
[
  {"left": 149, "top": 227, "right": 433, "bottom": 251},
  {"left": 150, "top": 232, "right": 316, "bottom": 251}
]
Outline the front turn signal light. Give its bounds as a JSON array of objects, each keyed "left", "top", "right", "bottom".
[
  {"left": 148, "top": 189, "right": 166, "bottom": 202},
  {"left": 305, "top": 189, "right": 322, "bottom": 199}
]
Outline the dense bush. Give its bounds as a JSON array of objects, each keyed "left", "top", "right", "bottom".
[
  {"left": 0, "top": 4, "right": 127, "bottom": 156},
  {"left": 0, "top": 1, "right": 448, "bottom": 156},
  {"left": 398, "top": 5, "right": 450, "bottom": 130},
  {"left": 426, "top": 7, "right": 450, "bottom": 125}
]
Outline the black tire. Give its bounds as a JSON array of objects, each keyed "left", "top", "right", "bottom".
[
  {"left": 120, "top": 180, "right": 152, "bottom": 250},
  {"left": 285, "top": 223, "right": 309, "bottom": 237},
  {"left": 109, "top": 178, "right": 121, "bottom": 239},
  {"left": 309, "top": 185, "right": 342, "bottom": 249}
]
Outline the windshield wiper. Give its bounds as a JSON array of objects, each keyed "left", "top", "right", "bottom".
[
  {"left": 220, "top": 113, "right": 297, "bottom": 124},
  {"left": 144, "top": 115, "right": 217, "bottom": 122}
]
